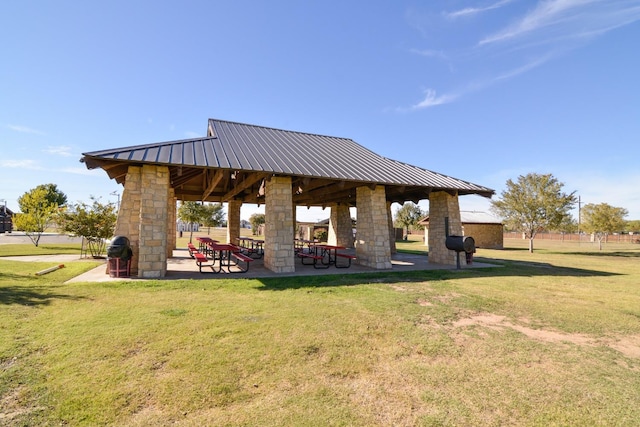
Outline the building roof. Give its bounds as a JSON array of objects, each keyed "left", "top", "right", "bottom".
[
  {"left": 81, "top": 119, "right": 494, "bottom": 206},
  {"left": 420, "top": 211, "right": 503, "bottom": 225}
]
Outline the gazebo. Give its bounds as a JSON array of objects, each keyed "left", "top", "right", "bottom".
[{"left": 81, "top": 119, "right": 494, "bottom": 278}]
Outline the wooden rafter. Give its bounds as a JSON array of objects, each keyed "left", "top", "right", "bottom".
[
  {"left": 222, "top": 172, "right": 269, "bottom": 201},
  {"left": 202, "top": 169, "right": 224, "bottom": 201}
]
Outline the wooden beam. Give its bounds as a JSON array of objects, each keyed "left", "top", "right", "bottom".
[
  {"left": 222, "top": 172, "right": 268, "bottom": 201},
  {"left": 202, "top": 169, "right": 224, "bottom": 201}
]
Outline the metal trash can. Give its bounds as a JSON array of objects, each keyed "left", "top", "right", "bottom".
[{"left": 107, "top": 236, "right": 133, "bottom": 277}]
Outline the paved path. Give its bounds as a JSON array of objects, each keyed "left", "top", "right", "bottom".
[{"left": 0, "top": 232, "right": 83, "bottom": 245}]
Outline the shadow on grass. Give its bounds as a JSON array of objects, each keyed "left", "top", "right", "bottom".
[
  {"left": 256, "top": 259, "right": 619, "bottom": 291},
  {"left": 0, "top": 285, "right": 86, "bottom": 306}
]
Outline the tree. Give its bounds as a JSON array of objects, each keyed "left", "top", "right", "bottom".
[
  {"left": 57, "top": 197, "right": 117, "bottom": 257},
  {"left": 581, "top": 203, "right": 628, "bottom": 250},
  {"left": 491, "top": 173, "right": 576, "bottom": 253},
  {"left": 13, "top": 186, "right": 61, "bottom": 246},
  {"left": 177, "top": 201, "right": 206, "bottom": 242},
  {"left": 201, "top": 203, "right": 225, "bottom": 233},
  {"left": 35, "top": 183, "right": 68, "bottom": 207},
  {"left": 394, "top": 202, "right": 425, "bottom": 239},
  {"left": 249, "top": 213, "right": 265, "bottom": 236},
  {"left": 551, "top": 215, "right": 578, "bottom": 237},
  {"left": 625, "top": 219, "right": 640, "bottom": 234}
]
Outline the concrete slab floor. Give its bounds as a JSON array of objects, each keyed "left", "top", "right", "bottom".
[{"left": 3, "top": 249, "right": 497, "bottom": 283}]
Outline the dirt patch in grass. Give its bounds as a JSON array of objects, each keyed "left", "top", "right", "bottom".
[
  {"left": 0, "top": 386, "right": 45, "bottom": 423},
  {"left": 452, "top": 313, "right": 640, "bottom": 359}
]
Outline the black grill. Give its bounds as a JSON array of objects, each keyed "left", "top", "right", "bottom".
[{"left": 107, "top": 236, "right": 132, "bottom": 260}]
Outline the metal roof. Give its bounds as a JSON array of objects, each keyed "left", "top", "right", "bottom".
[
  {"left": 81, "top": 118, "right": 494, "bottom": 205},
  {"left": 421, "top": 211, "right": 503, "bottom": 225}
]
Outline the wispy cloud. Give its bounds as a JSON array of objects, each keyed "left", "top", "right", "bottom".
[
  {"left": 479, "top": 0, "right": 640, "bottom": 46},
  {"left": 185, "top": 131, "right": 201, "bottom": 139},
  {"left": 58, "top": 167, "right": 105, "bottom": 176},
  {"left": 408, "top": 48, "right": 448, "bottom": 60},
  {"left": 410, "top": 89, "right": 458, "bottom": 110},
  {"left": 5, "top": 124, "right": 46, "bottom": 135},
  {"left": 44, "top": 145, "right": 73, "bottom": 157},
  {"left": 494, "top": 54, "right": 553, "bottom": 81},
  {"left": 0, "top": 159, "right": 42, "bottom": 169},
  {"left": 402, "top": 0, "right": 640, "bottom": 111},
  {"left": 444, "top": 0, "right": 515, "bottom": 19}
]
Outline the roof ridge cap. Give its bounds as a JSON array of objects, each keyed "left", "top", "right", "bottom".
[{"left": 208, "top": 118, "right": 354, "bottom": 141}]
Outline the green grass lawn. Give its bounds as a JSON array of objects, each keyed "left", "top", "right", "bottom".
[{"left": 1, "top": 236, "right": 640, "bottom": 426}]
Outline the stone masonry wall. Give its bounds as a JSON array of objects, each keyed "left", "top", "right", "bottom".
[
  {"left": 427, "top": 191, "right": 464, "bottom": 266},
  {"left": 355, "top": 186, "right": 392, "bottom": 269},
  {"left": 462, "top": 223, "right": 503, "bottom": 249},
  {"left": 387, "top": 202, "right": 397, "bottom": 254},
  {"left": 264, "top": 176, "right": 295, "bottom": 273},
  {"left": 328, "top": 203, "right": 354, "bottom": 248},
  {"left": 113, "top": 166, "right": 142, "bottom": 276},
  {"left": 226, "top": 200, "right": 242, "bottom": 244},
  {"left": 137, "top": 165, "right": 170, "bottom": 278},
  {"left": 167, "top": 189, "right": 176, "bottom": 258}
]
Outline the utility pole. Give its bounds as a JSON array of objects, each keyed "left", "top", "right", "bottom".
[{"left": 577, "top": 195, "right": 582, "bottom": 245}]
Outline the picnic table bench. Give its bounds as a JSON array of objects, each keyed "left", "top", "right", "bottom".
[
  {"left": 193, "top": 251, "right": 220, "bottom": 273},
  {"left": 189, "top": 242, "right": 253, "bottom": 273},
  {"left": 297, "top": 243, "right": 355, "bottom": 269}
]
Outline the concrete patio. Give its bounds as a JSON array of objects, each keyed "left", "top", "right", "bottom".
[{"left": 55, "top": 249, "right": 494, "bottom": 282}]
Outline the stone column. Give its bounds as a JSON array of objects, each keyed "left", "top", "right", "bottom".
[
  {"left": 327, "top": 203, "right": 354, "bottom": 248},
  {"left": 355, "top": 185, "right": 392, "bottom": 269},
  {"left": 226, "top": 200, "right": 242, "bottom": 244},
  {"left": 427, "top": 191, "right": 463, "bottom": 266},
  {"left": 264, "top": 176, "right": 295, "bottom": 273},
  {"left": 387, "top": 202, "right": 397, "bottom": 254},
  {"left": 137, "top": 165, "right": 170, "bottom": 278},
  {"left": 113, "top": 166, "right": 142, "bottom": 276},
  {"left": 167, "top": 189, "right": 176, "bottom": 258}
]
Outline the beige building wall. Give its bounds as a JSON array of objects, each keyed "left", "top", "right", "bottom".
[{"left": 462, "top": 223, "right": 503, "bottom": 249}]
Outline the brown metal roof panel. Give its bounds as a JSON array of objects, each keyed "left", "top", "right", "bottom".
[
  {"left": 202, "top": 139, "right": 218, "bottom": 167},
  {"left": 194, "top": 140, "right": 211, "bottom": 167},
  {"left": 145, "top": 146, "right": 160, "bottom": 162},
  {"left": 128, "top": 148, "right": 146, "bottom": 162},
  {"left": 156, "top": 145, "right": 172, "bottom": 163},
  {"left": 180, "top": 141, "right": 194, "bottom": 166},
  {"left": 170, "top": 142, "right": 183, "bottom": 165}
]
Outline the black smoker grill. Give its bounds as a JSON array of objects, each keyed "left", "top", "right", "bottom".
[
  {"left": 107, "top": 236, "right": 133, "bottom": 277},
  {"left": 444, "top": 217, "right": 475, "bottom": 270},
  {"left": 445, "top": 235, "right": 475, "bottom": 270}
]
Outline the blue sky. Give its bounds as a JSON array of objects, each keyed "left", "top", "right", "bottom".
[{"left": 2, "top": 0, "right": 639, "bottom": 223}]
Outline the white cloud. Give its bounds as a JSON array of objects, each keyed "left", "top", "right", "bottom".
[
  {"left": 444, "top": 0, "right": 515, "bottom": 19},
  {"left": 58, "top": 167, "right": 106, "bottom": 176},
  {"left": 44, "top": 145, "right": 73, "bottom": 157},
  {"left": 479, "top": 0, "right": 640, "bottom": 46},
  {"left": 0, "top": 159, "right": 42, "bottom": 169},
  {"left": 6, "top": 124, "right": 45, "bottom": 135},
  {"left": 185, "top": 131, "right": 201, "bottom": 139},
  {"left": 410, "top": 88, "right": 458, "bottom": 110},
  {"left": 494, "top": 54, "right": 553, "bottom": 81},
  {"left": 402, "top": 0, "right": 640, "bottom": 111}
]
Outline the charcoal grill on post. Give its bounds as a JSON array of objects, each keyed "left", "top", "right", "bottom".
[
  {"left": 107, "top": 236, "right": 132, "bottom": 277},
  {"left": 444, "top": 217, "right": 475, "bottom": 270}
]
